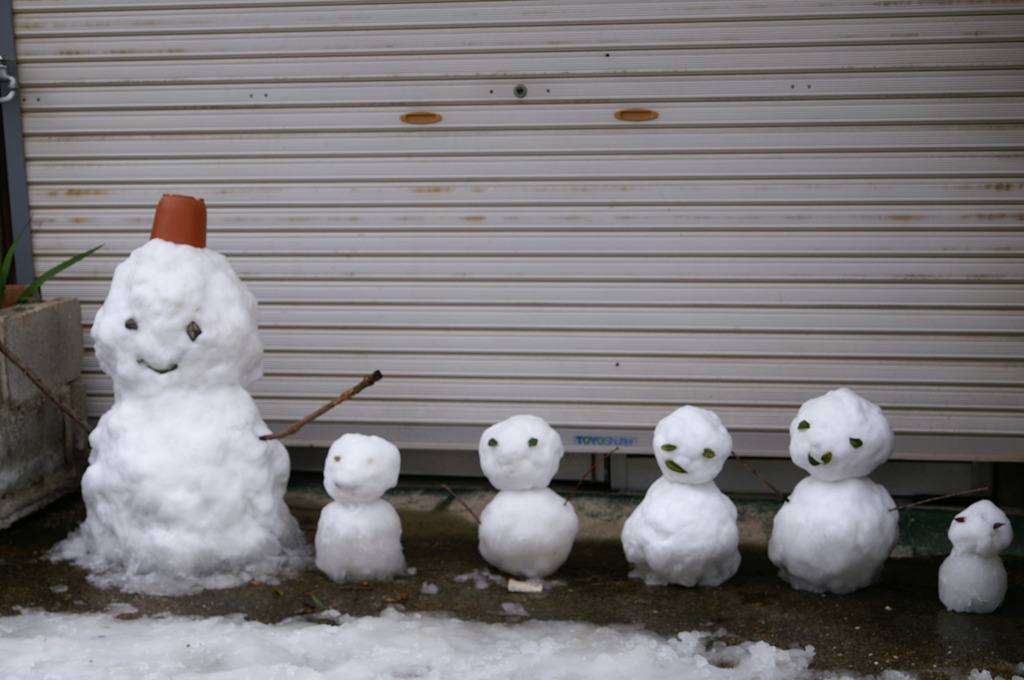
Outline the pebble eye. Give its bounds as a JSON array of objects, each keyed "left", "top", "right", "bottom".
[
  {"left": 703, "top": 448, "right": 716, "bottom": 458},
  {"left": 661, "top": 443, "right": 677, "bottom": 452},
  {"left": 850, "top": 438, "right": 863, "bottom": 448},
  {"left": 798, "top": 420, "right": 810, "bottom": 430},
  {"left": 333, "top": 455, "right": 340, "bottom": 462},
  {"left": 488, "top": 438, "right": 498, "bottom": 447},
  {"left": 528, "top": 437, "right": 538, "bottom": 447},
  {"left": 186, "top": 321, "right": 202, "bottom": 342},
  {"left": 125, "top": 318, "right": 138, "bottom": 330}
]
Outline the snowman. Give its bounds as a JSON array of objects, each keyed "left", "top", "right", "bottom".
[
  {"left": 315, "top": 433, "right": 406, "bottom": 583},
  {"left": 620, "top": 406, "right": 740, "bottom": 587},
  {"left": 477, "top": 414, "right": 578, "bottom": 579},
  {"left": 52, "top": 195, "right": 309, "bottom": 594},
  {"left": 939, "top": 499, "right": 1014, "bottom": 613},
  {"left": 768, "top": 387, "right": 898, "bottom": 594}
]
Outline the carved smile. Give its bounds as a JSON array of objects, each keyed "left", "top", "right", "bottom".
[{"left": 138, "top": 359, "right": 178, "bottom": 374}]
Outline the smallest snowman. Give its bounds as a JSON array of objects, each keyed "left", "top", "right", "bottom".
[
  {"left": 477, "top": 414, "right": 579, "bottom": 579},
  {"left": 621, "top": 406, "right": 740, "bottom": 587},
  {"left": 939, "top": 499, "right": 1014, "bottom": 614},
  {"left": 315, "top": 433, "right": 406, "bottom": 583}
]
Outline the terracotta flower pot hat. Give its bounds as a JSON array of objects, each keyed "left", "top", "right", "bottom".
[{"left": 150, "top": 194, "right": 207, "bottom": 248}]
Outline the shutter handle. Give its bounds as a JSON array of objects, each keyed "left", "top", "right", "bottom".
[
  {"left": 401, "top": 111, "right": 443, "bottom": 125},
  {"left": 614, "top": 108, "right": 658, "bottom": 122}
]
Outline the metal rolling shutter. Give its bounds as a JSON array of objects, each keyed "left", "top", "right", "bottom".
[{"left": 11, "top": 0, "right": 1023, "bottom": 489}]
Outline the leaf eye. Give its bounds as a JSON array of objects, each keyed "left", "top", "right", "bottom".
[
  {"left": 954, "top": 517, "right": 966, "bottom": 523},
  {"left": 488, "top": 438, "right": 498, "bottom": 447},
  {"left": 660, "top": 443, "right": 677, "bottom": 452},
  {"left": 798, "top": 420, "right": 810, "bottom": 430},
  {"left": 703, "top": 448, "right": 716, "bottom": 458},
  {"left": 849, "top": 438, "right": 863, "bottom": 449},
  {"left": 186, "top": 321, "right": 202, "bottom": 342},
  {"left": 125, "top": 318, "right": 138, "bottom": 330},
  {"left": 528, "top": 437, "right": 538, "bottom": 447},
  {"left": 821, "top": 452, "right": 833, "bottom": 464}
]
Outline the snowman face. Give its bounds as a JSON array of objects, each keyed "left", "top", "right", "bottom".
[
  {"left": 91, "top": 239, "right": 263, "bottom": 395},
  {"left": 323, "top": 433, "right": 401, "bottom": 505},
  {"left": 478, "top": 414, "right": 563, "bottom": 490},
  {"left": 948, "top": 499, "right": 1013, "bottom": 556},
  {"left": 789, "top": 388, "right": 894, "bottom": 481},
  {"left": 652, "top": 405, "right": 732, "bottom": 485}
]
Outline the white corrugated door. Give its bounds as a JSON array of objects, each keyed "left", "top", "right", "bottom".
[{"left": 11, "top": 0, "right": 1024, "bottom": 488}]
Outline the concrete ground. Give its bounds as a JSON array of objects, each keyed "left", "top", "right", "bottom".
[{"left": 1, "top": 473, "right": 1021, "bottom": 679}]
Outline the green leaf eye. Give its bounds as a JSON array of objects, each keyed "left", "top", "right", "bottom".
[
  {"left": 488, "top": 438, "right": 498, "bottom": 447},
  {"left": 665, "top": 460, "right": 686, "bottom": 474},
  {"left": 821, "top": 452, "right": 833, "bottom": 464},
  {"left": 850, "top": 438, "right": 863, "bottom": 449},
  {"left": 808, "top": 454, "right": 820, "bottom": 466},
  {"left": 660, "top": 444, "right": 677, "bottom": 452},
  {"left": 703, "top": 448, "right": 716, "bottom": 458},
  {"left": 798, "top": 420, "right": 810, "bottom": 430},
  {"left": 528, "top": 437, "right": 538, "bottom": 447}
]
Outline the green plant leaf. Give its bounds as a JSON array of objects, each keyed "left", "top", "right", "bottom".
[
  {"left": 821, "top": 452, "right": 833, "bottom": 464},
  {"left": 488, "top": 438, "right": 498, "bottom": 447},
  {"left": 665, "top": 460, "right": 686, "bottom": 474},
  {"left": 808, "top": 454, "right": 820, "bottom": 466},
  {"left": 1, "top": 223, "right": 30, "bottom": 299},
  {"left": 849, "top": 438, "right": 863, "bottom": 449},
  {"left": 797, "top": 420, "right": 811, "bottom": 430},
  {"left": 703, "top": 448, "right": 716, "bottom": 458},
  {"left": 660, "top": 443, "right": 677, "bottom": 452},
  {"left": 528, "top": 437, "right": 538, "bottom": 447},
  {"left": 309, "top": 593, "right": 327, "bottom": 611},
  {"left": 18, "top": 244, "right": 103, "bottom": 303}
]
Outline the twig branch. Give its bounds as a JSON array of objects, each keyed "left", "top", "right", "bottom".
[
  {"left": 260, "top": 370, "right": 383, "bottom": 441},
  {"left": 890, "top": 486, "right": 989, "bottom": 512},
  {"left": 0, "top": 336, "right": 92, "bottom": 434},
  {"left": 437, "top": 482, "right": 481, "bottom": 524},
  {"left": 730, "top": 450, "right": 788, "bottom": 501},
  {"left": 565, "top": 447, "right": 618, "bottom": 505}
]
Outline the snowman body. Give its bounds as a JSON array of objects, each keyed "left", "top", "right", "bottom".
[
  {"left": 621, "top": 405, "right": 740, "bottom": 587},
  {"left": 938, "top": 499, "right": 1013, "bottom": 613},
  {"left": 477, "top": 415, "right": 578, "bottom": 578},
  {"left": 53, "top": 238, "right": 307, "bottom": 594},
  {"left": 315, "top": 434, "right": 405, "bottom": 583},
  {"left": 769, "top": 388, "right": 898, "bottom": 594}
]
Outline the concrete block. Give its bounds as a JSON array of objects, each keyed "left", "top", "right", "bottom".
[
  {"left": 0, "top": 298, "right": 88, "bottom": 529},
  {"left": 0, "top": 298, "right": 83, "bottom": 404}
]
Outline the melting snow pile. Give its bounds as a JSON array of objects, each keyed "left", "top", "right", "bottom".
[{"left": 0, "top": 607, "right": 908, "bottom": 680}]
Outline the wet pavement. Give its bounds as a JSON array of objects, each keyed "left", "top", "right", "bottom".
[{"left": 1, "top": 474, "right": 1021, "bottom": 679}]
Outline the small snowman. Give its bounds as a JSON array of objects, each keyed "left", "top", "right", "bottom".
[
  {"left": 768, "top": 387, "right": 898, "bottom": 594},
  {"left": 939, "top": 499, "right": 1014, "bottom": 613},
  {"left": 52, "top": 195, "right": 308, "bottom": 594},
  {"left": 315, "top": 433, "right": 406, "bottom": 583},
  {"left": 620, "top": 406, "right": 740, "bottom": 587},
  {"left": 477, "top": 414, "right": 578, "bottom": 579}
]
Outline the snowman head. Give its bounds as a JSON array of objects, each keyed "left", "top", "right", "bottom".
[
  {"left": 652, "top": 405, "right": 732, "bottom": 485},
  {"left": 789, "top": 388, "right": 894, "bottom": 481},
  {"left": 91, "top": 239, "right": 263, "bottom": 396},
  {"left": 323, "top": 433, "right": 401, "bottom": 505},
  {"left": 478, "top": 414, "right": 563, "bottom": 490},
  {"left": 948, "top": 499, "right": 1013, "bottom": 557}
]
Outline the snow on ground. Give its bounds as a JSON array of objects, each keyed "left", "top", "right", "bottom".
[{"left": 0, "top": 604, "right": 954, "bottom": 680}]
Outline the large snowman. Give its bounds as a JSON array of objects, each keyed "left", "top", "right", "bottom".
[
  {"left": 52, "top": 195, "right": 309, "bottom": 594},
  {"left": 315, "top": 433, "right": 406, "bottom": 583},
  {"left": 768, "top": 387, "right": 898, "bottom": 594},
  {"left": 620, "top": 405, "right": 740, "bottom": 587},
  {"left": 477, "top": 414, "right": 578, "bottom": 579}
]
